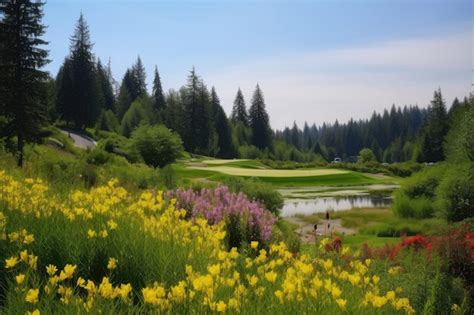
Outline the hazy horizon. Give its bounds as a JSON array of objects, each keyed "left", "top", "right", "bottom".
[{"left": 43, "top": 0, "right": 472, "bottom": 129}]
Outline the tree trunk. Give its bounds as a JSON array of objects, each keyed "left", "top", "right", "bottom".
[{"left": 17, "top": 133, "right": 24, "bottom": 167}]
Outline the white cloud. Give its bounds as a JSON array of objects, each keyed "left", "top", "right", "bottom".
[{"left": 203, "top": 30, "right": 472, "bottom": 129}]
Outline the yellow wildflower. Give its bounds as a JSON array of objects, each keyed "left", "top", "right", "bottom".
[
  {"left": 107, "top": 257, "right": 118, "bottom": 270},
  {"left": 264, "top": 271, "right": 277, "bottom": 283},
  {"left": 25, "top": 288, "right": 39, "bottom": 304},
  {"left": 5, "top": 256, "right": 18, "bottom": 268},
  {"left": 46, "top": 264, "right": 58, "bottom": 276},
  {"left": 15, "top": 273, "right": 26, "bottom": 285},
  {"left": 216, "top": 300, "right": 227, "bottom": 312},
  {"left": 59, "top": 264, "right": 77, "bottom": 281},
  {"left": 250, "top": 241, "right": 259, "bottom": 249},
  {"left": 336, "top": 298, "right": 347, "bottom": 310}
]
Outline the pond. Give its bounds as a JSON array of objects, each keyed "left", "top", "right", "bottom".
[{"left": 279, "top": 185, "right": 397, "bottom": 217}]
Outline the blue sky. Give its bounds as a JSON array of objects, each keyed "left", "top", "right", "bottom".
[{"left": 43, "top": 0, "right": 472, "bottom": 129}]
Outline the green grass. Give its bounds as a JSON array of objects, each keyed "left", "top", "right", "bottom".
[
  {"left": 175, "top": 163, "right": 387, "bottom": 188},
  {"left": 295, "top": 207, "right": 446, "bottom": 239}
]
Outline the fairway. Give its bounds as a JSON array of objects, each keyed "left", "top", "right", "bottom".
[
  {"left": 201, "top": 159, "right": 250, "bottom": 164},
  {"left": 188, "top": 166, "right": 349, "bottom": 177}
]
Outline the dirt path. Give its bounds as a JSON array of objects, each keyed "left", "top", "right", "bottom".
[{"left": 284, "top": 216, "right": 356, "bottom": 243}]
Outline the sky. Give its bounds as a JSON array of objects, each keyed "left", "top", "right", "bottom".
[{"left": 43, "top": 0, "right": 473, "bottom": 129}]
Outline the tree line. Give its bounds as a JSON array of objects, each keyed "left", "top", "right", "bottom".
[{"left": 0, "top": 2, "right": 471, "bottom": 167}]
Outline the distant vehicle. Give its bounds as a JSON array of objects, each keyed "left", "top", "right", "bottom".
[{"left": 331, "top": 157, "right": 342, "bottom": 164}]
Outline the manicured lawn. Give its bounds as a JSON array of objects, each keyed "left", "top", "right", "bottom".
[{"left": 188, "top": 165, "right": 349, "bottom": 177}]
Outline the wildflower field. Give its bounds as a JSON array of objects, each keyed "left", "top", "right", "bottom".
[{"left": 0, "top": 169, "right": 471, "bottom": 314}]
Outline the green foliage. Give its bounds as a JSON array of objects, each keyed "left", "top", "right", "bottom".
[
  {"left": 444, "top": 98, "right": 474, "bottom": 163},
  {"left": 56, "top": 14, "right": 101, "bottom": 129},
  {"left": 231, "top": 88, "right": 249, "bottom": 126},
  {"left": 272, "top": 219, "right": 301, "bottom": 253},
  {"left": 392, "top": 166, "right": 446, "bottom": 218},
  {"left": 223, "top": 177, "right": 284, "bottom": 215},
  {"left": 238, "top": 144, "right": 264, "bottom": 159},
  {"left": 130, "top": 124, "right": 183, "bottom": 168},
  {"left": 0, "top": 0, "right": 50, "bottom": 166},
  {"left": 120, "top": 97, "right": 153, "bottom": 137},
  {"left": 418, "top": 89, "right": 449, "bottom": 163},
  {"left": 159, "top": 165, "right": 177, "bottom": 189},
  {"left": 96, "top": 110, "right": 120, "bottom": 133},
  {"left": 249, "top": 84, "right": 272, "bottom": 149},
  {"left": 358, "top": 148, "right": 376, "bottom": 163},
  {"left": 436, "top": 163, "right": 474, "bottom": 222}
]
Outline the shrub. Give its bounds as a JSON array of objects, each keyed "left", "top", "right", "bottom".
[
  {"left": 358, "top": 148, "right": 376, "bottom": 163},
  {"left": 130, "top": 124, "right": 183, "bottom": 168},
  {"left": 436, "top": 163, "right": 474, "bottom": 222},
  {"left": 392, "top": 193, "right": 435, "bottom": 219},
  {"left": 84, "top": 148, "right": 111, "bottom": 166},
  {"left": 223, "top": 177, "right": 283, "bottom": 215},
  {"left": 392, "top": 165, "right": 446, "bottom": 218},
  {"left": 159, "top": 165, "right": 177, "bottom": 189}
]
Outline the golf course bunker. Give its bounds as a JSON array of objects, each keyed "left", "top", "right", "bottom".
[{"left": 188, "top": 166, "right": 349, "bottom": 177}]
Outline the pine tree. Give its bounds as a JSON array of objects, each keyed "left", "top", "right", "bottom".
[
  {"left": 182, "top": 68, "right": 212, "bottom": 154},
  {"left": 231, "top": 88, "right": 249, "bottom": 126},
  {"left": 249, "top": 84, "right": 271, "bottom": 149},
  {"left": 291, "top": 122, "right": 300, "bottom": 149},
  {"left": 56, "top": 13, "right": 100, "bottom": 128},
  {"left": 152, "top": 65, "right": 166, "bottom": 119},
  {"left": 97, "top": 58, "right": 115, "bottom": 111},
  {"left": 131, "top": 56, "right": 147, "bottom": 98},
  {"left": 419, "top": 89, "right": 449, "bottom": 162},
  {"left": 116, "top": 69, "right": 133, "bottom": 119},
  {"left": 210, "top": 87, "right": 235, "bottom": 158},
  {"left": 0, "top": 0, "right": 50, "bottom": 166}
]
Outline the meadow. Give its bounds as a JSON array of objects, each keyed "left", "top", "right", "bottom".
[{"left": 1, "top": 168, "right": 470, "bottom": 314}]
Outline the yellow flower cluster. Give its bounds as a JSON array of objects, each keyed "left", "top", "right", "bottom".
[{"left": 0, "top": 170, "right": 416, "bottom": 314}]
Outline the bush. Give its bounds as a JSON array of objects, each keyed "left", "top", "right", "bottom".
[
  {"left": 392, "top": 165, "right": 446, "bottom": 218},
  {"left": 387, "top": 162, "right": 423, "bottom": 177},
  {"left": 85, "top": 148, "right": 111, "bottom": 166},
  {"left": 392, "top": 193, "right": 435, "bottom": 219},
  {"left": 159, "top": 165, "right": 177, "bottom": 189},
  {"left": 358, "top": 148, "right": 376, "bottom": 163},
  {"left": 436, "top": 163, "right": 474, "bottom": 222},
  {"left": 130, "top": 124, "right": 183, "bottom": 168},
  {"left": 223, "top": 177, "right": 284, "bottom": 216}
]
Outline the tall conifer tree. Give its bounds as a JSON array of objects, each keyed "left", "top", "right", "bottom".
[
  {"left": 249, "top": 84, "right": 271, "bottom": 149},
  {"left": 152, "top": 65, "right": 166, "bottom": 122},
  {"left": 56, "top": 13, "right": 100, "bottom": 128},
  {"left": 0, "top": 0, "right": 50, "bottom": 166},
  {"left": 210, "top": 87, "right": 235, "bottom": 158},
  {"left": 231, "top": 88, "right": 249, "bottom": 126},
  {"left": 419, "top": 89, "right": 449, "bottom": 162}
]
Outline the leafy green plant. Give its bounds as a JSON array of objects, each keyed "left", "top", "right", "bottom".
[{"left": 130, "top": 124, "right": 183, "bottom": 168}]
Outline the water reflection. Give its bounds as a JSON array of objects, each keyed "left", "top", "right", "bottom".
[{"left": 281, "top": 196, "right": 392, "bottom": 217}]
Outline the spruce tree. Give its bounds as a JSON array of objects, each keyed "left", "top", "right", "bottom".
[
  {"left": 182, "top": 68, "right": 212, "bottom": 154},
  {"left": 231, "top": 88, "right": 249, "bottom": 126},
  {"left": 249, "top": 84, "right": 271, "bottom": 149},
  {"left": 0, "top": 0, "right": 50, "bottom": 166},
  {"left": 56, "top": 13, "right": 100, "bottom": 129},
  {"left": 131, "top": 56, "right": 147, "bottom": 98},
  {"left": 116, "top": 69, "right": 133, "bottom": 119},
  {"left": 419, "top": 89, "right": 449, "bottom": 162},
  {"left": 152, "top": 65, "right": 166, "bottom": 120},
  {"left": 97, "top": 58, "right": 115, "bottom": 112},
  {"left": 210, "top": 87, "right": 235, "bottom": 158}
]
